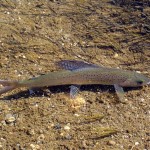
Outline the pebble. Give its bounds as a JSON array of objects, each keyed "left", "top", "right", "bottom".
[
  {"left": 5, "top": 114, "right": 16, "bottom": 124},
  {"left": 27, "top": 129, "right": 35, "bottom": 135},
  {"left": 65, "top": 134, "right": 72, "bottom": 140},
  {"left": 70, "top": 96, "right": 86, "bottom": 110},
  {"left": 136, "top": 71, "right": 141, "bottom": 73},
  {"left": 0, "top": 138, "right": 6, "bottom": 150},
  {"left": 53, "top": 124, "right": 61, "bottom": 130},
  {"left": 0, "top": 142, "right": 2, "bottom": 149},
  {"left": 64, "top": 125, "right": 70, "bottom": 130},
  {"left": 139, "top": 98, "right": 145, "bottom": 102},
  {"left": 135, "top": 142, "right": 139, "bottom": 145},
  {"left": 37, "top": 134, "right": 45, "bottom": 141},
  {"left": 107, "top": 140, "right": 116, "bottom": 146},
  {"left": 6, "top": 11, "right": 10, "bottom": 15},
  {"left": 74, "top": 113, "right": 80, "bottom": 117},
  {"left": 22, "top": 55, "right": 26, "bottom": 59},
  {"left": 114, "top": 53, "right": 118, "bottom": 58},
  {"left": 1, "top": 121, "right": 6, "bottom": 126},
  {"left": 30, "top": 144, "right": 40, "bottom": 150}
]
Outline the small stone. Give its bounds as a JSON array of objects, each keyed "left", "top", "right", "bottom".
[
  {"left": 53, "top": 124, "right": 61, "bottom": 130},
  {"left": 136, "top": 71, "right": 141, "bottom": 73},
  {"left": 22, "top": 55, "right": 26, "bottom": 59},
  {"left": 64, "top": 125, "right": 70, "bottom": 130},
  {"left": 0, "top": 142, "right": 3, "bottom": 148},
  {"left": 70, "top": 96, "right": 86, "bottom": 110},
  {"left": 114, "top": 53, "right": 118, "bottom": 58},
  {"left": 139, "top": 98, "right": 145, "bottom": 102},
  {"left": 1, "top": 121, "right": 6, "bottom": 126},
  {"left": 30, "top": 144, "right": 40, "bottom": 150},
  {"left": 60, "top": 132, "right": 64, "bottom": 136},
  {"left": 135, "top": 142, "right": 139, "bottom": 146},
  {"left": 38, "top": 134, "right": 45, "bottom": 141},
  {"left": 17, "top": 74, "right": 21, "bottom": 77},
  {"left": 6, "top": 11, "right": 10, "bottom": 15},
  {"left": 65, "top": 134, "right": 72, "bottom": 140},
  {"left": 0, "top": 139, "right": 6, "bottom": 150},
  {"left": 27, "top": 129, "right": 35, "bottom": 135},
  {"left": 50, "top": 123, "right": 54, "bottom": 127},
  {"left": 107, "top": 140, "right": 116, "bottom": 146},
  {"left": 5, "top": 114, "right": 16, "bottom": 124},
  {"left": 74, "top": 113, "right": 80, "bottom": 117}
]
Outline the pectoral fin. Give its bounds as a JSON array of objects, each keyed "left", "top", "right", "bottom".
[
  {"left": 70, "top": 85, "right": 81, "bottom": 99},
  {"left": 114, "top": 84, "right": 125, "bottom": 102}
]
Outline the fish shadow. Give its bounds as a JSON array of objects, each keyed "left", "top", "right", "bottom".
[{"left": 1, "top": 84, "right": 142, "bottom": 101}]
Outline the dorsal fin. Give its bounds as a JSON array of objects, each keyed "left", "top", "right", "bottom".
[{"left": 56, "top": 60, "right": 101, "bottom": 71}]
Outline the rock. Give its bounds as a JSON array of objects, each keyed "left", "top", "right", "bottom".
[
  {"left": 53, "top": 124, "right": 61, "bottom": 130},
  {"left": 114, "top": 53, "right": 118, "bottom": 58},
  {"left": 107, "top": 140, "right": 116, "bottom": 146},
  {"left": 5, "top": 114, "right": 16, "bottom": 124},
  {"left": 74, "top": 113, "right": 80, "bottom": 117},
  {"left": 0, "top": 142, "right": 3, "bottom": 150},
  {"left": 65, "top": 134, "right": 72, "bottom": 140},
  {"left": 30, "top": 144, "right": 40, "bottom": 150},
  {"left": 37, "top": 134, "right": 45, "bottom": 141},
  {"left": 27, "top": 129, "right": 35, "bottom": 135},
  {"left": 135, "top": 142, "right": 139, "bottom": 146},
  {"left": 1, "top": 121, "right": 6, "bottom": 126},
  {"left": 64, "top": 125, "right": 70, "bottom": 130}
]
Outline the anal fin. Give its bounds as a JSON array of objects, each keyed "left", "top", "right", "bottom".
[{"left": 70, "top": 85, "right": 81, "bottom": 99}]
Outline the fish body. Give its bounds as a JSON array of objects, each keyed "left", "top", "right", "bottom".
[
  {"left": 18, "top": 67, "right": 149, "bottom": 87},
  {"left": 0, "top": 60, "right": 150, "bottom": 101}
]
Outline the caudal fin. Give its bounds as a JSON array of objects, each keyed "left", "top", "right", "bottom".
[{"left": 0, "top": 80, "right": 19, "bottom": 95}]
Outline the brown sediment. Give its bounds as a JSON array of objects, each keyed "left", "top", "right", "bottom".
[{"left": 0, "top": 0, "right": 149, "bottom": 150}]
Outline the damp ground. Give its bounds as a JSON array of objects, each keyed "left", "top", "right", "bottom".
[{"left": 0, "top": 0, "right": 150, "bottom": 150}]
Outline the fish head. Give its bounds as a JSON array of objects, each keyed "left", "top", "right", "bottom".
[{"left": 120, "top": 72, "right": 150, "bottom": 87}]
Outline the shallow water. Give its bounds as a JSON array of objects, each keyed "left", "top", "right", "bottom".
[{"left": 0, "top": 0, "right": 150, "bottom": 149}]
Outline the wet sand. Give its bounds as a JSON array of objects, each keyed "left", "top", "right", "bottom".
[{"left": 0, "top": 0, "right": 150, "bottom": 149}]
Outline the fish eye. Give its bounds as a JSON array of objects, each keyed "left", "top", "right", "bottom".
[{"left": 137, "top": 80, "right": 143, "bottom": 85}]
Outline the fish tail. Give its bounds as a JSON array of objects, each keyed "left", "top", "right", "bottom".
[{"left": 0, "top": 80, "right": 19, "bottom": 95}]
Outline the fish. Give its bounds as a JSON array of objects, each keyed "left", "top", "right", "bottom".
[{"left": 0, "top": 60, "right": 150, "bottom": 102}]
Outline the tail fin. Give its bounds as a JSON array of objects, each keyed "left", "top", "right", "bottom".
[{"left": 0, "top": 80, "right": 19, "bottom": 95}]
